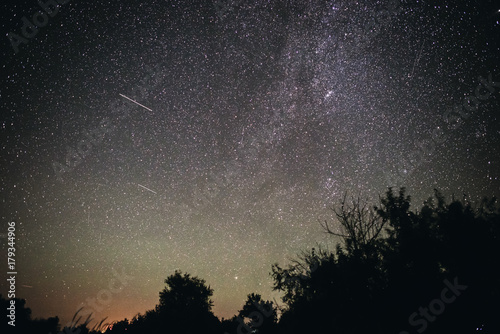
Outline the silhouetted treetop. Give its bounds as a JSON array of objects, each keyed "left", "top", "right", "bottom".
[{"left": 272, "top": 187, "right": 500, "bottom": 334}]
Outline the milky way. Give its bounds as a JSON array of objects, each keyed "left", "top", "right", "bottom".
[{"left": 1, "top": 0, "right": 499, "bottom": 325}]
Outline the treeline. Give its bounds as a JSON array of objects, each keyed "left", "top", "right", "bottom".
[
  {"left": 3, "top": 188, "right": 499, "bottom": 334},
  {"left": 271, "top": 188, "right": 500, "bottom": 333}
]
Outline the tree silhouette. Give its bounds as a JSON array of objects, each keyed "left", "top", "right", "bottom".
[
  {"left": 237, "top": 293, "right": 277, "bottom": 334},
  {"left": 322, "top": 192, "right": 387, "bottom": 255},
  {"left": 7, "top": 188, "right": 499, "bottom": 334},
  {"left": 0, "top": 294, "right": 60, "bottom": 334},
  {"left": 272, "top": 188, "right": 500, "bottom": 334},
  {"left": 155, "top": 270, "right": 221, "bottom": 334}
]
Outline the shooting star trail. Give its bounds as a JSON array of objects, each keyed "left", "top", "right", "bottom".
[
  {"left": 138, "top": 184, "right": 157, "bottom": 194},
  {"left": 409, "top": 39, "right": 425, "bottom": 80},
  {"left": 119, "top": 94, "right": 153, "bottom": 111}
]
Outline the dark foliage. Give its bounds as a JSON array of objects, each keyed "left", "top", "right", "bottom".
[
  {"left": 6, "top": 188, "right": 498, "bottom": 334},
  {"left": 1, "top": 295, "right": 60, "bottom": 334},
  {"left": 272, "top": 188, "right": 500, "bottom": 334}
]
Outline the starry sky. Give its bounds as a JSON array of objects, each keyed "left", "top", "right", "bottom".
[{"left": 1, "top": 0, "right": 499, "bottom": 326}]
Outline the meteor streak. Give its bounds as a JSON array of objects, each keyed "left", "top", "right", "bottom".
[
  {"left": 138, "top": 184, "right": 157, "bottom": 194},
  {"left": 119, "top": 93, "right": 153, "bottom": 111}
]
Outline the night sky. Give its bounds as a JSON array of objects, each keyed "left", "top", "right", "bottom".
[{"left": 1, "top": 0, "right": 499, "bottom": 326}]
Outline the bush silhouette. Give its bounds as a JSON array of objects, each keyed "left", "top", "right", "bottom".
[
  {"left": 272, "top": 188, "right": 500, "bottom": 334},
  {"left": 8, "top": 188, "right": 499, "bottom": 334}
]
